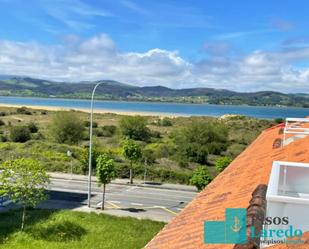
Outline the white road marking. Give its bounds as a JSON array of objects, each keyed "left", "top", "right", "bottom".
[
  {"left": 109, "top": 200, "right": 121, "bottom": 204},
  {"left": 131, "top": 203, "right": 143, "bottom": 206}
]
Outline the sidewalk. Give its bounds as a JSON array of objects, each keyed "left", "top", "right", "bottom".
[{"left": 49, "top": 172, "right": 197, "bottom": 192}]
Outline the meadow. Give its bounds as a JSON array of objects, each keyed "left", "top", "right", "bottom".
[{"left": 0, "top": 106, "right": 277, "bottom": 184}]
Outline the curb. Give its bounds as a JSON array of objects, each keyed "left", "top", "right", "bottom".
[{"left": 49, "top": 174, "right": 197, "bottom": 193}]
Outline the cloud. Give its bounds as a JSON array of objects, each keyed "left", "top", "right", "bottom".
[
  {"left": 272, "top": 19, "right": 295, "bottom": 31},
  {"left": 121, "top": 0, "right": 149, "bottom": 15},
  {"left": 0, "top": 34, "right": 309, "bottom": 93},
  {"left": 202, "top": 41, "right": 231, "bottom": 56},
  {"left": 42, "top": 0, "right": 112, "bottom": 30},
  {"left": 213, "top": 29, "right": 274, "bottom": 40}
]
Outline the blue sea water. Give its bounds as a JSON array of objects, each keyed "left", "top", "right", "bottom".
[{"left": 0, "top": 96, "right": 308, "bottom": 119}]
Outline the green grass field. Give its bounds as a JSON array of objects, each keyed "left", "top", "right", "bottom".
[{"left": 0, "top": 209, "right": 165, "bottom": 249}]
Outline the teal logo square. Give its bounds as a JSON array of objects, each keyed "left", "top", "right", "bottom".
[{"left": 204, "top": 208, "right": 247, "bottom": 244}]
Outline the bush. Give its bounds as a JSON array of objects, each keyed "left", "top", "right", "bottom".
[
  {"left": 0, "top": 119, "right": 5, "bottom": 126},
  {"left": 161, "top": 118, "right": 173, "bottom": 126},
  {"left": 83, "top": 120, "right": 98, "bottom": 128},
  {"left": 274, "top": 118, "right": 284, "bottom": 124},
  {"left": 10, "top": 126, "right": 31, "bottom": 143},
  {"left": 173, "top": 121, "right": 228, "bottom": 164},
  {"left": 28, "top": 122, "right": 39, "bottom": 133},
  {"left": 190, "top": 166, "right": 212, "bottom": 191},
  {"left": 16, "top": 106, "right": 32, "bottom": 115},
  {"left": 49, "top": 112, "right": 84, "bottom": 144},
  {"left": 215, "top": 156, "right": 232, "bottom": 172},
  {"left": 119, "top": 116, "right": 150, "bottom": 141},
  {"left": 0, "top": 111, "right": 7, "bottom": 116},
  {"left": 101, "top": 125, "right": 117, "bottom": 137},
  {"left": 0, "top": 135, "right": 8, "bottom": 142}
]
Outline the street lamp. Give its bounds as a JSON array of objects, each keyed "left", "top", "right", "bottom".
[
  {"left": 88, "top": 83, "right": 103, "bottom": 208},
  {"left": 67, "top": 150, "right": 73, "bottom": 179}
]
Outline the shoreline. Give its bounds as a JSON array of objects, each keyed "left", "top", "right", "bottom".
[{"left": 0, "top": 103, "right": 183, "bottom": 117}]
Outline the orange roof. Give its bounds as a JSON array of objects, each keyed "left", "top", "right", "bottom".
[{"left": 146, "top": 124, "right": 309, "bottom": 249}]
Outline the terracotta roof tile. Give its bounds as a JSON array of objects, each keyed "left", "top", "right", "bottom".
[{"left": 146, "top": 124, "right": 309, "bottom": 249}]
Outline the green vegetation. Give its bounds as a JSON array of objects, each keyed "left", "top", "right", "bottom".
[
  {"left": 0, "top": 209, "right": 165, "bottom": 249},
  {"left": 49, "top": 112, "right": 84, "bottom": 144},
  {"left": 0, "top": 76, "right": 309, "bottom": 107},
  {"left": 10, "top": 126, "right": 31, "bottom": 142},
  {"left": 173, "top": 121, "right": 228, "bottom": 164},
  {"left": 96, "top": 154, "right": 116, "bottom": 210},
  {"left": 119, "top": 116, "right": 150, "bottom": 141},
  {"left": 0, "top": 107, "right": 276, "bottom": 186},
  {"left": 122, "top": 138, "right": 142, "bottom": 184},
  {"left": 190, "top": 166, "right": 212, "bottom": 191},
  {"left": 215, "top": 156, "right": 232, "bottom": 173},
  {"left": 0, "top": 158, "right": 49, "bottom": 230}
]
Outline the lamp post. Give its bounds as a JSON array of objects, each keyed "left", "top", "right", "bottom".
[
  {"left": 67, "top": 150, "right": 73, "bottom": 179},
  {"left": 88, "top": 82, "right": 103, "bottom": 208}
]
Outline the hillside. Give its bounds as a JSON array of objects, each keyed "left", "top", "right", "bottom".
[{"left": 0, "top": 76, "right": 308, "bottom": 107}]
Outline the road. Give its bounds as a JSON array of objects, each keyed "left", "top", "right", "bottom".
[{"left": 46, "top": 177, "right": 197, "bottom": 222}]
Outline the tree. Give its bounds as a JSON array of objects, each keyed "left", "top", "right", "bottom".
[
  {"left": 190, "top": 166, "right": 212, "bottom": 191},
  {"left": 173, "top": 121, "right": 228, "bottom": 164},
  {"left": 122, "top": 138, "right": 142, "bottom": 184},
  {"left": 215, "top": 156, "right": 232, "bottom": 172},
  {"left": 119, "top": 116, "right": 150, "bottom": 141},
  {"left": 28, "top": 122, "right": 39, "bottom": 133},
  {"left": 10, "top": 126, "right": 31, "bottom": 142},
  {"left": 49, "top": 111, "right": 84, "bottom": 144},
  {"left": 0, "top": 158, "right": 49, "bottom": 230},
  {"left": 96, "top": 154, "right": 116, "bottom": 210}
]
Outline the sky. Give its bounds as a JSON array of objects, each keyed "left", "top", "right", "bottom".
[{"left": 0, "top": 0, "right": 309, "bottom": 93}]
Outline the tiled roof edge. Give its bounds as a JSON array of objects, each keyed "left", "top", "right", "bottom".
[{"left": 234, "top": 184, "right": 268, "bottom": 249}]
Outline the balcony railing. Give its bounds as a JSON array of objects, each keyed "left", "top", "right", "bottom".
[{"left": 282, "top": 118, "right": 309, "bottom": 146}]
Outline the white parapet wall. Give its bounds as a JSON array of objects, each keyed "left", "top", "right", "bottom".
[{"left": 263, "top": 161, "right": 309, "bottom": 247}]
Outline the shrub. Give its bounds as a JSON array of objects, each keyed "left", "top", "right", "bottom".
[
  {"left": 190, "top": 166, "right": 212, "bottom": 191},
  {"left": 0, "top": 119, "right": 5, "bottom": 126},
  {"left": 83, "top": 120, "right": 98, "bottom": 128},
  {"left": 119, "top": 116, "right": 150, "bottom": 141},
  {"left": 28, "top": 122, "right": 39, "bottom": 133},
  {"left": 101, "top": 125, "right": 117, "bottom": 137},
  {"left": 0, "top": 135, "right": 8, "bottom": 142},
  {"left": 0, "top": 111, "right": 6, "bottom": 116},
  {"left": 173, "top": 121, "right": 228, "bottom": 164},
  {"left": 161, "top": 118, "right": 173, "bottom": 126},
  {"left": 49, "top": 112, "right": 84, "bottom": 144},
  {"left": 274, "top": 118, "right": 284, "bottom": 124},
  {"left": 16, "top": 106, "right": 32, "bottom": 115},
  {"left": 10, "top": 126, "right": 31, "bottom": 142},
  {"left": 215, "top": 156, "right": 232, "bottom": 172}
]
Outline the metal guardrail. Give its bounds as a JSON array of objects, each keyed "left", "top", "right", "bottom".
[{"left": 283, "top": 118, "right": 309, "bottom": 146}]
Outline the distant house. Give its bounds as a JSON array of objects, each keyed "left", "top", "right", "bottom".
[{"left": 146, "top": 118, "right": 309, "bottom": 249}]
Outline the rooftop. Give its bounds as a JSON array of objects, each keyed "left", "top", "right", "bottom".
[{"left": 146, "top": 121, "right": 309, "bottom": 249}]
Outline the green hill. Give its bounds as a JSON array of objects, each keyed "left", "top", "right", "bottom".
[{"left": 0, "top": 76, "right": 308, "bottom": 107}]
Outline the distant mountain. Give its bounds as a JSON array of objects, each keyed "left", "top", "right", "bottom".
[{"left": 0, "top": 76, "right": 308, "bottom": 107}]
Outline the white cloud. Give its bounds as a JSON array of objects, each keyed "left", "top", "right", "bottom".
[{"left": 0, "top": 34, "right": 309, "bottom": 93}]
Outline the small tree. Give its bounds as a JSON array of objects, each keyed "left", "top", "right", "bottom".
[
  {"left": 0, "top": 158, "right": 49, "bottom": 230},
  {"left": 122, "top": 138, "right": 142, "bottom": 184},
  {"left": 96, "top": 154, "right": 116, "bottom": 210},
  {"left": 49, "top": 111, "right": 84, "bottom": 144},
  {"left": 119, "top": 116, "right": 150, "bottom": 141},
  {"left": 10, "top": 126, "right": 31, "bottom": 142},
  {"left": 215, "top": 156, "right": 232, "bottom": 173},
  {"left": 190, "top": 166, "right": 212, "bottom": 191}
]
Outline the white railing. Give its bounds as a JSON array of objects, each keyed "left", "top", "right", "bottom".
[
  {"left": 264, "top": 161, "right": 309, "bottom": 247},
  {"left": 283, "top": 118, "right": 309, "bottom": 146}
]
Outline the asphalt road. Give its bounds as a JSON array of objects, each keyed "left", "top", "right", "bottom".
[{"left": 47, "top": 178, "right": 197, "bottom": 222}]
